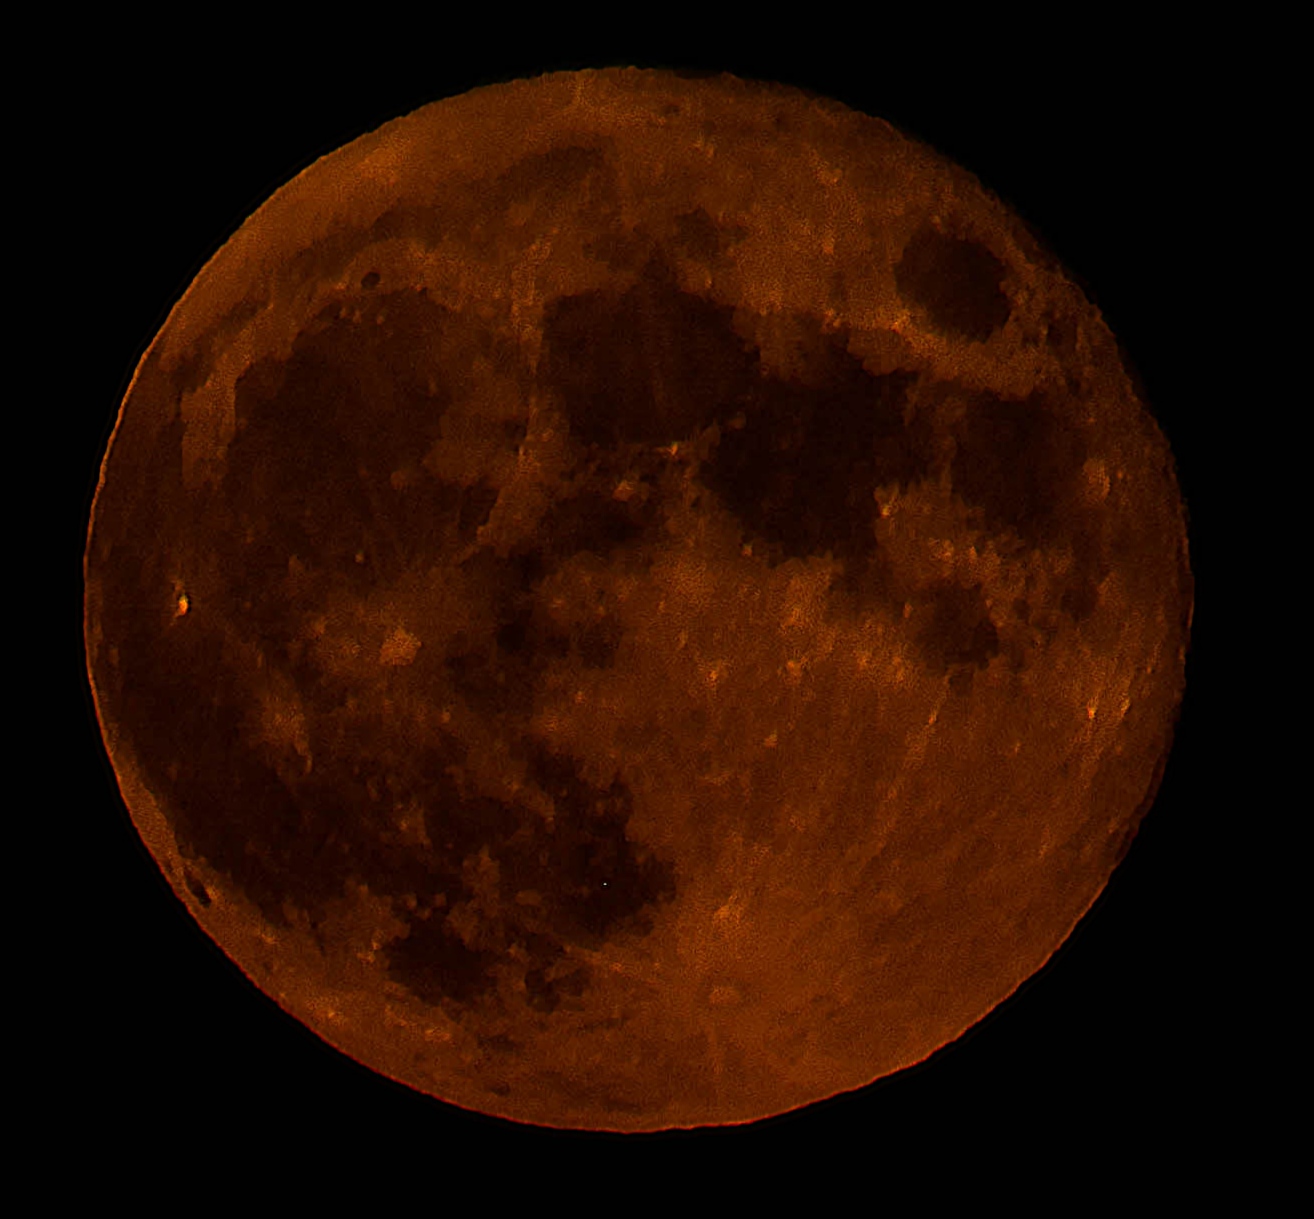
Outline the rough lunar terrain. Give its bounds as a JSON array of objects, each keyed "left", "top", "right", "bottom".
[{"left": 85, "top": 69, "right": 1190, "bottom": 1129}]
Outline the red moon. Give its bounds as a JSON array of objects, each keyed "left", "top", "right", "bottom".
[{"left": 84, "top": 68, "right": 1191, "bottom": 1131}]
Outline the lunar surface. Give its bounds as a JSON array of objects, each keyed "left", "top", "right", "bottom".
[{"left": 83, "top": 68, "right": 1191, "bottom": 1131}]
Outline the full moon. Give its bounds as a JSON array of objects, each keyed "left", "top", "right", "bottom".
[{"left": 84, "top": 67, "right": 1191, "bottom": 1131}]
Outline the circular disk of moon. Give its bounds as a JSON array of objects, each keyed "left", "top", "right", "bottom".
[{"left": 83, "top": 67, "right": 1191, "bottom": 1131}]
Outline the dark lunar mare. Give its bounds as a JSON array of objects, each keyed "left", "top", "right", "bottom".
[
  {"left": 94, "top": 224, "right": 1101, "bottom": 1020},
  {"left": 96, "top": 283, "right": 677, "bottom": 1020},
  {"left": 894, "top": 224, "right": 1011, "bottom": 341}
]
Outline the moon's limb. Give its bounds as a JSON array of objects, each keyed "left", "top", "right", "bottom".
[{"left": 84, "top": 68, "right": 1190, "bottom": 1130}]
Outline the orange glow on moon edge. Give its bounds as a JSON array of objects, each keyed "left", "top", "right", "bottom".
[{"left": 72, "top": 61, "right": 1209, "bottom": 1151}]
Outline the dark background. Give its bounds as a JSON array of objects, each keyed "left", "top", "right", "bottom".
[{"left": 58, "top": 32, "right": 1227, "bottom": 1177}]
